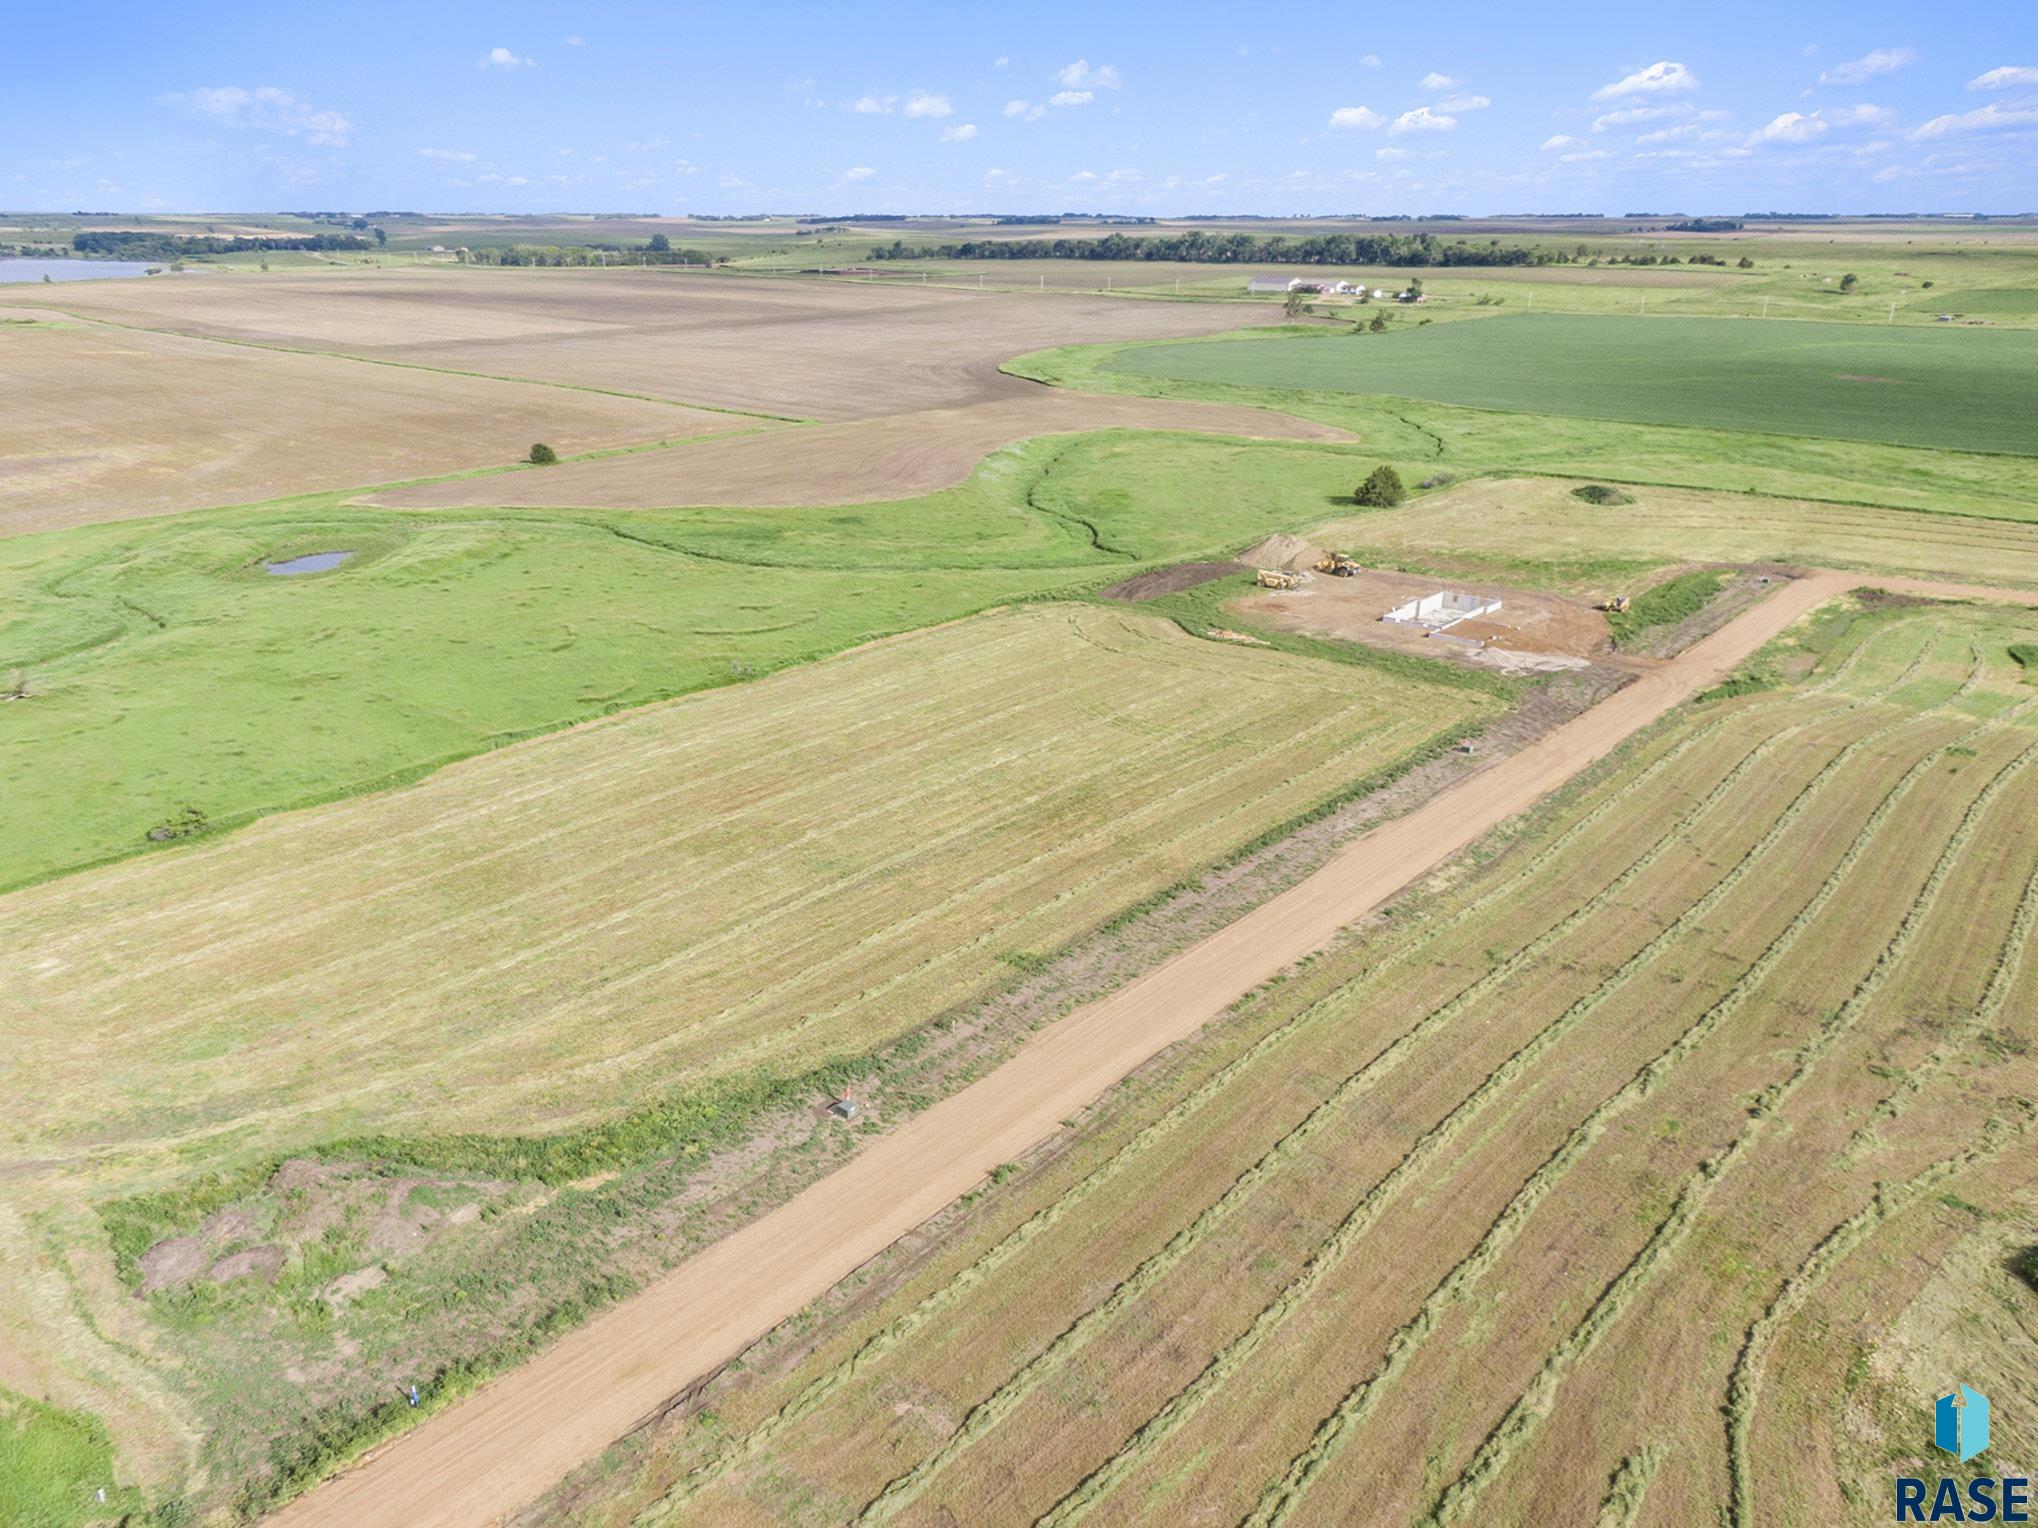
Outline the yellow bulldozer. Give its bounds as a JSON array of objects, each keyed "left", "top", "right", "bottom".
[
  {"left": 1314, "top": 551, "right": 1359, "bottom": 577},
  {"left": 1255, "top": 568, "right": 1300, "bottom": 590},
  {"left": 1602, "top": 593, "right": 1631, "bottom": 614}
]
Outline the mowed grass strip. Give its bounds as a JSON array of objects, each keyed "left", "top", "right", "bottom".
[
  {"left": 1106, "top": 314, "right": 2038, "bottom": 456},
  {"left": 0, "top": 603, "right": 1491, "bottom": 1176}
]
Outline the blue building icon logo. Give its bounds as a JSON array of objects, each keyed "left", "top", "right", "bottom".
[{"left": 1935, "top": 1385, "right": 1990, "bottom": 1463}]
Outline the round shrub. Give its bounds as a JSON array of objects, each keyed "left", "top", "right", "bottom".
[
  {"left": 528, "top": 443, "right": 558, "bottom": 466},
  {"left": 1354, "top": 465, "right": 1405, "bottom": 507}
]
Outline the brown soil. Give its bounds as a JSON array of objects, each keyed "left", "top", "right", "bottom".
[
  {"left": 1239, "top": 568, "right": 1614, "bottom": 673},
  {"left": 1100, "top": 561, "right": 1243, "bottom": 602},
  {"left": 137, "top": 1237, "right": 211, "bottom": 1295},
  {"left": 275, "top": 573, "right": 1857, "bottom": 1528},
  {"left": 1237, "top": 533, "right": 1330, "bottom": 572},
  {"left": 208, "top": 1247, "right": 284, "bottom": 1285},
  {"left": 368, "top": 392, "right": 1351, "bottom": 513}
]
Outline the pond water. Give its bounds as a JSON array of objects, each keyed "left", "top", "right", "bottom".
[
  {"left": 265, "top": 551, "right": 354, "bottom": 576},
  {"left": 0, "top": 258, "right": 160, "bottom": 283}
]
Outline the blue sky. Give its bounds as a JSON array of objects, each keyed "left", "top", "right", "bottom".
[{"left": 7, "top": 1, "right": 2036, "bottom": 215}]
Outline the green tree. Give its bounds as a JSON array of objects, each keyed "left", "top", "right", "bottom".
[
  {"left": 528, "top": 443, "right": 558, "bottom": 465},
  {"left": 1405, "top": 276, "right": 1424, "bottom": 301},
  {"left": 373, "top": 226, "right": 387, "bottom": 247},
  {"left": 1283, "top": 289, "right": 1308, "bottom": 318},
  {"left": 1354, "top": 465, "right": 1405, "bottom": 506},
  {"left": 1839, "top": 272, "right": 1858, "bottom": 292},
  {"left": 1368, "top": 312, "right": 1387, "bottom": 333},
  {"left": 648, "top": 233, "right": 671, "bottom": 254}
]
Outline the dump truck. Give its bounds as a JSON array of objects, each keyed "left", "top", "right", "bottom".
[
  {"left": 1255, "top": 568, "right": 1300, "bottom": 590},
  {"left": 1314, "top": 551, "right": 1359, "bottom": 577}
]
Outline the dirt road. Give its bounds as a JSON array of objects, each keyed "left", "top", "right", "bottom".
[{"left": 273, "top": 570, "right": 2021, "bottom": 1527}]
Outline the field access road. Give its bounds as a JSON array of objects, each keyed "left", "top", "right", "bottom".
[{"left": 274, "top": 570, "right": 2034, "bottom": 1527}]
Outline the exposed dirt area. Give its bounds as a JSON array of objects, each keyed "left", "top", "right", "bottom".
[
  {"left": 0, "top": 309, "right": 731, "bottom": 537},
  {"left": 1100, "top": 560, "right": 1244, "bottom": 602},
  {"left": 4, "top": 267, "right": 1293, "bottom": 422},
  {"left": 367, "top": 391, "right": 1351, "bottom": 512},
  {"left": 1238, "top": 567, "right": 1615, "bottom": 675}
]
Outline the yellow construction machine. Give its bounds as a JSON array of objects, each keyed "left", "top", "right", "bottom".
[
  {"left": 1314, "top": 551, "right": 1358, "bottom": 577},
  {"left": 1602, "top": 593, "right": 1631, "bottom": 614},
  {"left": 1255, "top": 568, "right": 1300, "bottom": 590}
]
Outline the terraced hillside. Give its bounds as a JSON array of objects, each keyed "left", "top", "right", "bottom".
[{"left": 556, "top": 598, "right": 2037, "bottom": 1526}]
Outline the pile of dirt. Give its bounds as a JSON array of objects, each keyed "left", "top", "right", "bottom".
[
  {"left": 1237, "top": 533, "right": 1328, "bottom": 572},
  {"left": 1100, "top": 560, "right": 1242, "bottom": 603}
]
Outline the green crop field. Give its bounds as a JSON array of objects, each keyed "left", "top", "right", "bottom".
[{"left": 1105, "top": 314, "right": 2038, "bottom": 456}]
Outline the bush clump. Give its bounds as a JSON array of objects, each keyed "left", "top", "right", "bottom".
[
  {"left": 1353, "top": 465, "right": 1406, "bottom": 507},
  {"left": 1571, "top": 483, "right": 1635, "bottom": 507},
  {"left": 527, "top": 442, "right": 558, "bottom": 465}
]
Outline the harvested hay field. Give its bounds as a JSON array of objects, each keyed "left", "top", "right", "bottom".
[
  {"left": 555, "top": 598, "right": 2038, "bottom": 1527},
  {"left": 1321, "top": 476, "right": 2038, "bottom": 592},
  {"left": 369, "top": 393, "right": 1350, "bottom": 511},
  {"left": 0, "top": 313, "right": 731, "bottom": 535},
  {"left": 5, "top": 266, "right": 1290, "bottom": 422},
  {"left": 1, "top": 603, "right": 1492, "bottom": 1183}
]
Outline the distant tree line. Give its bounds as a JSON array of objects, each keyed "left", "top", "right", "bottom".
[
  {"left": 865, "top": 231, "right": 1555, "bottom": 267},
  {"left": 463, "top": 239, "right": 715, "bottom": 267},
  {"left": 1664, "top": 218, "right": 1744, "bottom": 232},
  {"left": 71, "top": 231, "right": 371, "bottom": 259}
]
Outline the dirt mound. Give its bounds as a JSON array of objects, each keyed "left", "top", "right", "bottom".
[
  {"left": 1238, "top": 534, "right": 1327, "bottom": 572},
  {"left": 1101, "top": 560, "right": 1242, "bottom": 602}
]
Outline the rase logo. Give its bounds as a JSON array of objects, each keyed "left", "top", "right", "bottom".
[{"left": 1896, "top": 1385, "right": 2031, "bottom": 1522}]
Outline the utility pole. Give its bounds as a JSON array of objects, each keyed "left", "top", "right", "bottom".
[
  {"left": 1887, "top": 300, "right": 1897, "bottom": 323},
  {"left": 1762, "top": 295, "right": 1771, "bottom": 318}
]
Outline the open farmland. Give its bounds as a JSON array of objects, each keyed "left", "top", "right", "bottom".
[
  {"left": 0, "top": 266, "right": 1289, "bottom": 423},
  {"left": 1106, "top": 314, "right": 2038, "bottom": 455},
  {"left": 0, "top": 311, "right": 730, "bottom": 535},
  {"left": 0, "top": 600, "right": 1494, "bottom": 1508},
  {"left": 542, "top": 596, "right": 2038, "bottom": 1527},
  {"left": 1319, "top": 476, "right": 2038, "bottom": 593}
]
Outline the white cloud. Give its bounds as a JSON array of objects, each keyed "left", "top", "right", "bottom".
[
  {"left": 1419, "top": 72, "right": 1460, "bottom": 91},
  {"left": 563, "top": 34, "right": 584, "bottom": 46},
  {"left": 840, "top": 165, "right": 876, "bottom": 182},
  {"left": 1749, "top": 111, "right": 1826, "bottom": 144},
  {"left": 851, "top": 94, "right": 896, "bottom": 114},
  {"left": 1911, "top": 100, "right": 2038, "bottom": 138},
  {"left": 1327, "top": 105, "right": 1384, "bottom": 132},
  {"left": 418, "top": 147, "right": 476, "bottom": 161},
  {"left": 939, "top": 122, "right": 977, "bottom": 142},
  {"left": 481, "top": 46, "right": 535, "bottom": 70},
  {"left": 1827, "top": 103, "right": 1896, "bottom": 125},
  {"left": 1593, "top": 102, "right": 1695, "bottom": 132},
  {"left": 903, "top": 90, "right": 954, "bottom": 119},
  {"left": 1560, "top": 148, "right": 1612, "bottom": 162},
  {"left": 1873, "top": 164, "right": 1902, "bottom": 182},
  {"left": 157, "top": 85, "right": 354, "bottom": 146},
  {"left": 476, "top": 172, "right": 530, "bottom": 186},
  {"left": 1540, "top": 134, "right": 1585, "bottom": 151},
  {"left": 1375, "top": 146, "right": 1409, "bottom": 162},
  {"left": 1969, "top": 65, "right": 2038, "bottom": 91},
  {"left": 1360, "top": 54, "right": 1381, "bottom": 68},
  {"left": 994, "top": 55, "right": 1010, "bottom": 69},
  {"left": 1591, "top": 61, "right": 1697, "bottom": 102},
  {"left": 673, "top": 158, "right": 700, "bottom": 175},
  {"left": 1390, "top": 106, "right": 1457, "bottom": 135},
  {"left": 1048, "top": 89, "right": 1094, "bottom": 108},
  {"left": 1003, "top": 98, "right": 1038, "bottom": 119},
  {"left": 1055, "top": 59, "right": 1122, "bottom": 90},
  {"left": 1107, "top": 167, "right": 1143, "bottom": 182},
  {"left": 1435, "top": 93, "right": 1490, "bottom": 112},
  {"left": 1068, "top": 169, "right": 1099, "bottom": 183},
  {"left": 1818, "top": 47, "right": 1915, "bottom": 86}
]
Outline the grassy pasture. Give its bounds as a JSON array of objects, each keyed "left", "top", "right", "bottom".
[
  {"left": 1010, "top": 339, "right": 2038, "bottom": 522},
  {"left": 0, "top": 429, "right": 1438, "bottom": 889},
  {"left": 573, "top": 601, "right": 2038, "bottom": 1526},
  {"left": 1105, "top": 314, "right": 2038, "bottom": 456}
]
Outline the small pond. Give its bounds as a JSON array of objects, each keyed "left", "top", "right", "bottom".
[
  {"left": 265, "top": 551, "right": 355, "bottom": 576},
  {"left": 0, "top": 258, "right": 160, "bottom": 283}
]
